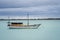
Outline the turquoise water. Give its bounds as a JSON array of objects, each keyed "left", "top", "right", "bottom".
[{"left": 0, "top": 20, "right": 60, "bottom": 40}]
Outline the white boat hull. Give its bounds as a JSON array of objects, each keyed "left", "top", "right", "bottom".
[{"left": 8, "top": 24, "right": 41, "bottom": 29}]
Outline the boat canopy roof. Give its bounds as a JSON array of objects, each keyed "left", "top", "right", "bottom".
[{"left": 11, "top": 22, "right": 23, "bottom": 24}]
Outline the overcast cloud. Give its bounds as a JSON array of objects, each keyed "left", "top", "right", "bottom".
[{"left": 0, "top": 0, "right": 60, "bottom": 18}]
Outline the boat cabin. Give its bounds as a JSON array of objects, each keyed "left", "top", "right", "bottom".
[{"left": 8, "top": 22, "right": 23, "bottom": 26}]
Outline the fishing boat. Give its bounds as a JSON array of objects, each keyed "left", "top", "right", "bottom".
[{"left": 8, "top": 13, "right": 41, "bottom": 29}]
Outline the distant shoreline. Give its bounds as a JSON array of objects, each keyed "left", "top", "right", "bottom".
[{"left": 0, "top": 18, "right": 60, "bottom": 21}]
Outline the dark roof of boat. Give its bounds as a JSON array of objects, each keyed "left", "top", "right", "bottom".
[{"left": 11, "top": 22, "right": 23, "bottom": 24}]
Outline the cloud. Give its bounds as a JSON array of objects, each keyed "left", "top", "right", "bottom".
[
  {"left": 0, "top": 0, "right": 60, "bottom": 8},
  {"left": 0, "top": 5, "right": 60, "bottom": 17},
  {"left": 0, "top": 4, "right": 60, "bottom": 13},
  {"left": 0, "top": 0, "right": 60, "bottom": 18}
]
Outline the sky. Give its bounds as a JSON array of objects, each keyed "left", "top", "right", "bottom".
[{"left": 0, "top": 0, "right": 60, "bottom": 18}]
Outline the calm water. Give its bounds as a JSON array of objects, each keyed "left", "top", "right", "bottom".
[{"left": 0, "top": 20, "right": 60, "bottom": 40}]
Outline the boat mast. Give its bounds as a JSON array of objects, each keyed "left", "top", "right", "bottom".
[
  {"left": 8, "top": 16, "right": 10, "bottom": 23},
  {"left": 27, "top": 13, "right": 29, "bottom": 25},
  {"left": 8, "top": 16, "right": 10, "bottom": 26}
]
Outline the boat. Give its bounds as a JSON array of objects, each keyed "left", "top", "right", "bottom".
[
  {"left": 8, "top": 13, "right": 41, "bottom": 29},
  {"left": 8, "top": 22, "right": 41, "bottom": 29}
]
